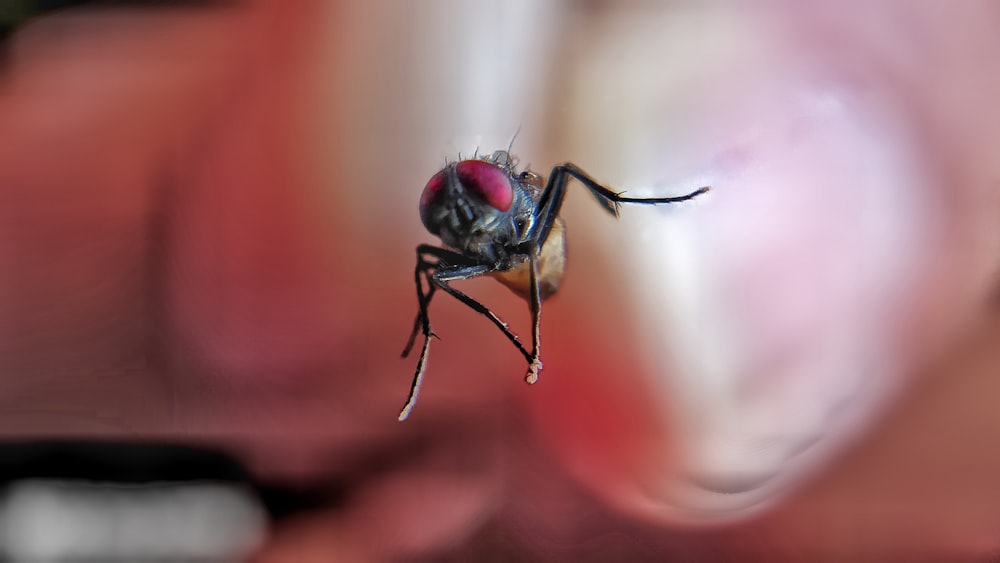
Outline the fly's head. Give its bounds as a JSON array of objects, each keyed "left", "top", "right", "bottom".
[{"left": 419, "top": 152, "right": 536, "bottom": 263}]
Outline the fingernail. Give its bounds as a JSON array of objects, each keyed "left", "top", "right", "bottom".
[{"left": 536, "top": 5, "right": 939, "bottom": 524}]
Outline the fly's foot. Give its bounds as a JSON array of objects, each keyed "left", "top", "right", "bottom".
[{"left": 525, "top": 359, "right": 543, "bottom": 384}]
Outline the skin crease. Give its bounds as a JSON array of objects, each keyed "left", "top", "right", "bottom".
[{"left": 1, "top": 1, "right": 999, "bottom": 561}]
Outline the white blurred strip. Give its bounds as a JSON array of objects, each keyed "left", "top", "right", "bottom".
[{"left": 0, "top": 480, "right": 266, "bottom": 561}]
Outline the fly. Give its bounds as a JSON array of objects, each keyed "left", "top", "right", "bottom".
[{"left": 399, "top": 149, "right": 709, "bottom": 420}]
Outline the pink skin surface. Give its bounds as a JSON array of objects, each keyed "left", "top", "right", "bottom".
[{"left": 2, "top": 1, "right": 1000, "bottom": 560}]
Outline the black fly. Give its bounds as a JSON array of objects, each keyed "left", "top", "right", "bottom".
[{"left": 399, "top": 150, "right": 708, "bottom": 420}]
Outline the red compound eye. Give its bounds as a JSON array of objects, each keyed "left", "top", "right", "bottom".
[
  {"left": 455, "top": 160, "right": 514, "bottom": 211},
  {"left": 418, "top": 169, "right": 447, "bottom": 233},
  {"left": 419, "top": 169, "right": 447, "bottom": 212}
]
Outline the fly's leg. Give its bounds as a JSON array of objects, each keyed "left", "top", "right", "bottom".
[
  {"left": 401, "top": 268, "right": 437, "bottom": 358},
  {"left": 431, "top": 268, "right": 532, "bottom": 365},
  {"left": 513, "top": 163, "right": 709, "bottom": 386},
  {"left": 531, "top": 162, "right": 709, "bottom": 250},
  {"left": 525, "top": 253, "right": 543, "bottom": 384},
  {"left": 408, "top": 245, "right": 531, "bottom": 362},
  {"left": 400, "top": 251, "right": 441, "bottom": 421},
  {"left": 399, "top": 245, "right": 532, "bottom": 421}
]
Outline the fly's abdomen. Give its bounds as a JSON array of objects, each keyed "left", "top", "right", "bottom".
[{"left": 492, "top": 217, "right": 566, "bottom": 301}]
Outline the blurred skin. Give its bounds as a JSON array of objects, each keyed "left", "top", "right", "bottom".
[{"left": 2, "top": 1, "right": 1000, "bottom": 561}]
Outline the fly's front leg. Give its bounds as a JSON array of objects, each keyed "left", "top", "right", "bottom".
[
  {"left": 525, "top": 252, "right": 543, "bottom": 384},
  {"left": 400, "top": 245, "right": 532, "bottom": 421},
  {"left": 431, "top": 267, "right": 532, "bottom": 365},
  {"left": 399, "top": 251, "right": 446, "bottom": 421},
  {"left": 401, "top": 265, "right": 437, "bottom": 358}
]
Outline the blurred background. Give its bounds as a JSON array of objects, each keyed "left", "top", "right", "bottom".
[{"left": 2, "top": 0, "right": 1000, "bottom": 560}]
